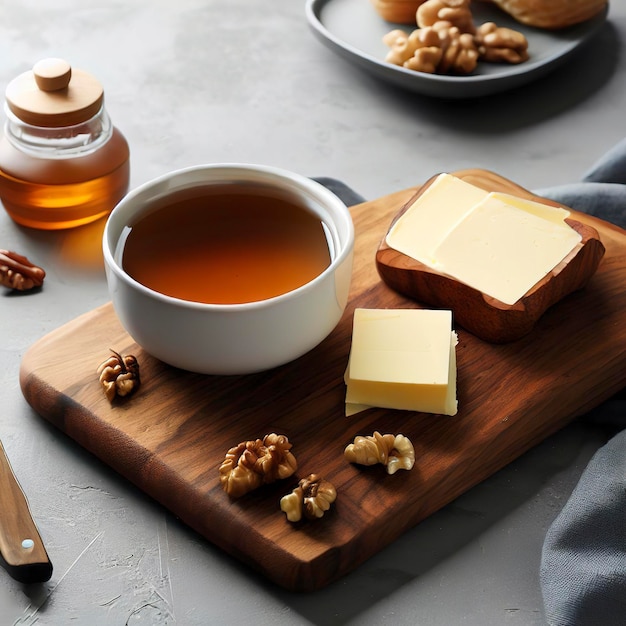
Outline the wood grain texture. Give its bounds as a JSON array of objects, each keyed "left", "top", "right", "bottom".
[
  {"left": 19, "top": 170, "right": 626, "bottom": 591},
  {"left": 376, "top": 171, "right": 606, "bottom": 342}
]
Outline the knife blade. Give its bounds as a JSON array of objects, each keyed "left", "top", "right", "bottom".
[{"left": 0, "top": 439, "right": 52, "bottom": 583}]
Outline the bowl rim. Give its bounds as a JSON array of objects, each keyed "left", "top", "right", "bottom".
[{"left": 102, "top": 162, "right": 355, "bottom": 312}]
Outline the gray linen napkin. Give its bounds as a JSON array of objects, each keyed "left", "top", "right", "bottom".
[
  {"left": 540, "top": 428, "right": 626, "bottom": 626},
  {"left": 538, "top": 136, "right": 626, "bottom": 230},
  {"left": 312, "top": 176, "right": 366, "bottom": 207},
  {"left": 537, "top": 142, "right": 626, "bottom": 626},
  {"left": 316, "top": 139, "right": 626, "bottom": 625}
]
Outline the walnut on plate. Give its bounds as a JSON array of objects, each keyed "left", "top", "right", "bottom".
[
  {"left": 382, "top": 0, "right": 531, "bottom": 75},
  {"left": 344, "top": 431, "right": 415, "bottom": 475},
  {"left": 475, "top": 22, "right": 529, "bottom": 63},
  {"left": 280, "top": 474, "right": 337, "bottom": 522},
  {"left": 219, "top": 433, "right": 297, "bottom": 498},
  {"left": 417, "top": 0, "right": 476, "bottom": 34},
  {"left": 383, "top": 28, "right": 440, "bottom": 68},
  {"left": 384, "top": 23, "right": 479, "bottom": 75},
  {"left": 434, "top": 24, "right": 479, "bottom": 74}
]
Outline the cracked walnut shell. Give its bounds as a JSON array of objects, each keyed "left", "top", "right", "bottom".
[
  {"left": 280, "top": 474, "right": 337, "bottom": 522},
  {"left": 345, "top": 431, "right": 415, "bottom": 474},
  {"left": 97, "top": 349, "right": 140, "bottom": 402},
  {"left": 219, "top": 433, "right": 298, "bottom": 498}
]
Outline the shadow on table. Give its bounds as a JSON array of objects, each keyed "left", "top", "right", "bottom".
[
  {"left": 5, "top": 214, "right": 109, "bottom": 275},
  {"left": 364, "top": 19, "right": 620, "bottom": 134}
]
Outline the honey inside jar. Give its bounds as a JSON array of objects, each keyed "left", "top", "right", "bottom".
[{"left": 120, "top": 184, "right": 333, "bottom": 304}]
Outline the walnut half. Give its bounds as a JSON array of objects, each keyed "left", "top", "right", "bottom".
[
  {"left": 417, "top": 0, "right": 476, "bottom": 34},
  {"left": 475, "top": 22, "right": 529, "bottom": 64},
  {"left": 280, "top": 474, "right": 337, "bottom": 522},
  {"left": 219, "top": 433, "right": 298, "bottom": 498},
  {"left": 97, "top": 349, "right": 140, "bottom": 402},
  {"left": 344, "top": 432, "right": 415, "bottom": 475}
]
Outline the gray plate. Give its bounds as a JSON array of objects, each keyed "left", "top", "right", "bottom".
[{"left": 305, "top": 0, "right": 608, "bottom": 98}]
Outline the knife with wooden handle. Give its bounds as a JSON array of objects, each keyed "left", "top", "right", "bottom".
[{"left": 0, "top": 440, "right": 52, "bottom": 583}]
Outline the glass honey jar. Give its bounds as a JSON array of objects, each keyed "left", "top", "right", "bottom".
[{"left": 0, "top": 58, "right": 130, "bottom": 229}]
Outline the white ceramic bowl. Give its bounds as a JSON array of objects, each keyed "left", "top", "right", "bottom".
[{"left": 103, "top": 164, "right": 355, "bottom": 375}]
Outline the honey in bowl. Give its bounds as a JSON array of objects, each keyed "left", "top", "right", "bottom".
[{"left": 120, "top": 184, "right": 333, "bottom": 304}]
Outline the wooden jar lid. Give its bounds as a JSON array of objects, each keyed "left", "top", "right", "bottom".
[{"left": 5, "top": 58, "right": 104, "bottom": 128}]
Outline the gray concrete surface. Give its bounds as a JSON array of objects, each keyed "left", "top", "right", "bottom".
[{"left": 0, "top": 1, "right": 624, "bottom": 624}]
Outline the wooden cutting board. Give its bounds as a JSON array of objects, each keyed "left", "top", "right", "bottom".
[{"left": 20, "top": 170, "right": 626, "bottom": 591}]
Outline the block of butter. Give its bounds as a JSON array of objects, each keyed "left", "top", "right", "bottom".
[
  {"left": 345, "top": 308, "right": 458, "bottom": 417},
  {"left": 376, "top": 170, "right": 605, "bottom": 343},
  {"left": 385, "top": 173, "right": 582, "bottom": 306}
]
